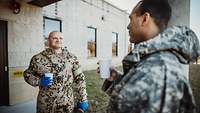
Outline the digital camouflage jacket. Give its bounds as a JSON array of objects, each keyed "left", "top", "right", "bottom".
[
  {"left": 104, "top": 26, "right": 200, "bottom": 113},
  {"left": 24, "top": 47, "right": 87, "bottom": 113}
]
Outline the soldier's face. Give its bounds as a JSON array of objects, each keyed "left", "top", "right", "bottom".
[
  {"left": 48, "top": 32, "right": 63, "bottom": 49},
  {"left": 127, "top": 6, "right": 145, "bottom": 43}
]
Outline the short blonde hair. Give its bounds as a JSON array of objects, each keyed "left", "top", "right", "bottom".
[{"left": 48, "top": 31, "right": 62, "bottom": 39}]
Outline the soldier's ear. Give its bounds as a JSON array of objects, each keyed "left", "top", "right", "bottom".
[
  {"left": 45, "top": 38, "right": 50, "bottom": 47},
  {"left": 141, "top": 12, "right": 151, "bottom": 26}
]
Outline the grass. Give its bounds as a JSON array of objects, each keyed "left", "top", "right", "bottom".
[
  {"left": 74, "top": 65, "right": 200, "bottom": 113},
  {"left": 74, "top": 66, "right": 123, "bottom": 113},
  {"left": 84, "top": 70, "right": 109, "bottom": 113}
]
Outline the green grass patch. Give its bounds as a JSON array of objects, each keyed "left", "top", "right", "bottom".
[
  {"left": 84, "top": 70, "right": 109, "bottom": 113},
  {"left": 74, "top": 66, "right": 122, "bottom": 113}
]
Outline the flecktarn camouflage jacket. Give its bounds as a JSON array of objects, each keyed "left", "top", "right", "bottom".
[
  {"left": 105, "top": 26, "right": 200, "bottom": 113},
  {"left": 24, "top": 47, "right": 87, "bottom": 113}
]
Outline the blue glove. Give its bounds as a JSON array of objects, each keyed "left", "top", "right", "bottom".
[
  {"left": 40, "top": 76, "right": 53, "bottom": 87},
  {"left": 77, "top": 101, "right": 89, "bottom": 112}
]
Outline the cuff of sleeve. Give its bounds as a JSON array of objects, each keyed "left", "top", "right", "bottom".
[
  {"left": 73, "top": 68, "right": 82, "bottom": 76},
  {"left": 102, "top": 80, "right": 113, "bottom": 92}
]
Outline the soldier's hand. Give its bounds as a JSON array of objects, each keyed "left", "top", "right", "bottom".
[
  {"left": 40, "top": 76, "right": 53, "bottom": 87},
  {"left": 107, "top": 67, "right": 118, "bottom": 81},
  {"left": 77, "top": 101, "right": 89, "bottom": 112}
]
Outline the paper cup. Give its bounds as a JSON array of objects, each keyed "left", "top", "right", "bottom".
[
  {"left": 44, "top": 73, "right": 53, "bottom": 80},
  {"left": 99, "top": 59, "right": 111, "bottom": 78}
]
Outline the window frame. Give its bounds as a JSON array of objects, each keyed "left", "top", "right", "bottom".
[
  {"left": 43, "top": 16, "right": 62, "bottom": 39},
  {"left": 87, "top": 26, "right": 97, "bottom": 58},
  {"left": 112, "top": 32, "right": 118, "bottom": 57}
]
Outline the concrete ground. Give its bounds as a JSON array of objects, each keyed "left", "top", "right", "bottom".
[{"left": 0, "top": 100, "right": 36, "bottom": 113}]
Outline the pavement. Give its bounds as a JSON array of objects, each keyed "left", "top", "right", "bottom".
[{"left": 0, "top": 100, "right": 36, "bottom": 113}]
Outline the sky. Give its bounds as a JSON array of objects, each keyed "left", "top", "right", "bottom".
[
  {"left": 105, "top": 0, "right": 200, "bottom": 40},
  {"left": 105, "top": 0, "right": 140, "bottom": 13},
  {"left": 190, "top": 0, "right": 200, "bottom": 39}
]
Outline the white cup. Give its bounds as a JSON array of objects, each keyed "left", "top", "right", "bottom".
[
  {"left": 99, "top": 59, "right": 111, "bottom": 78},
  {"left": 44, "top": 73, "right": 53, "bottom": 80}
]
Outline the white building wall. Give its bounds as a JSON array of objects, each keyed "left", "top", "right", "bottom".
[
  {"left": 0, "top": 2, "right": 43, "bottom": 105},
  {"left": 0, "top": 0, "right": 129, "bottom": 105},
  {"left": 43, "top": 0, "right": 129, "bottom": 70}
]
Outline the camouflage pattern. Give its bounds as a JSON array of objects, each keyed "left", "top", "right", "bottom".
[
  {"left": 24, "top": 47, "right": 87, "bottom": 113},
  {"left": 105, "top": 26, "right": 200, "bottom": 113}
]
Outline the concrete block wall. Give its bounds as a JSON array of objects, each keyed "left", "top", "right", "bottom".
[
  {"left": 0, "top": 2, "right": 43, "bottom": 105},
  {"left": 43, "top": 0, "right": 129, "bottom": 70},
  {"left": 0, "top": 0, "right": 129, "bottom": 105},
  {"left": 168, "top": 0, "right": 190, "bottom": 27},
  {"left": 77, "top": 0, "right": 129, "bottom": 70}
]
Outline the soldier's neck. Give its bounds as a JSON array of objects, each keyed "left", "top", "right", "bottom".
[{"left": 51, "top": 48, "right": 62, "bottom": 54}]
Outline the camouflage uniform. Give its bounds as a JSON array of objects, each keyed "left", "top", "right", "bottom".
[
  {"left": 24, "top": 47, "right": 87, "bottom": 113},
  {"left": 103, "top": 26, "right": 200, "bottom": 113}
]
